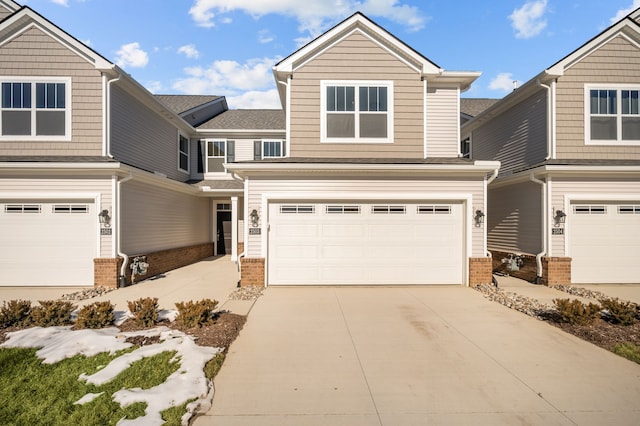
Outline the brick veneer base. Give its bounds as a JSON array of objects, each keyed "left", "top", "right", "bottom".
[
  {"left": 469, "top": 257, "right": 493, "bottom": 286},
  {"left": 542, "top": 256, "right": 571, "bottom": 286},
  {"left": 240, "top": 257, "right": 265, "bottom": 287},
  {"left": 94, "top": 242, "right": 214, "bottom": 288}
]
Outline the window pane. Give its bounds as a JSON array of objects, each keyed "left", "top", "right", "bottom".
[
  {"left": 623, "top": 90, "right": 639, "bottom": 115},
  {"left": 56, "top": 83, "right": 65, "bottom": 108},
  {"left": 622, "top": 117, "right": 640, "bottom": 140},
  {"left": 179, "top": 136, "right": 189, "bottom": 153},
  {"left": 36, "top": 83, "right": 45, "bottom": 108},
  {"left": 345, "top": 86, "right": 354, "bottom": 111},
  {"left": 36, "top": 111, "right": 65, "bottom": 135},
  {"left": 327, "top": 86, "right": 336, "bottom": 112},
  {"left": 360, "top": 113, "right": 387, "bottom": 138},
  {"left": 263, "top": 141, "right": 281, "bottom": 157},
  {"left": 327, "top": 113, "right": 355, "bottom": 137},
  {"left": 208, "top": 141, "right": 225, "bottom": 157},
  {"left": 378, "top": 87, "right": 387, "bottom": 112},
  {"left": 179, "top": 153, "right": 188, "bottom": 171},
  {"left": 2, "top": 111, "right": 31, "bottom": 135},
  {"left": 2, "top": 83, "right": 10, "bottom": 108},
  {"left": 369, "top": 87, "right": 377, "bottom": 111},
  {"left": 337, "top": 87, "right": 345, "bottom": 111},
  {"left": 590, "top": 90, "right": 599, "bottom": 114},
  {"left": 207, "top": 158, "right": 225, "bottom": 173},
  {"left": 359, "top": 86, "right": 368, "bottom": 111},
  {"left": 47, "top": 83, "right": 56, "bottom": 108},
  {"left": 591, "top": 116, "right": 617, "bottom": 140}
]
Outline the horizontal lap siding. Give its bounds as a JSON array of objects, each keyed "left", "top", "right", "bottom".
[
  {"left": 488, "top": 181, "right": 542, "bottom": 254},
  {"left": 121, "top": 180, "right": 210, "bottom": 254},
  {"left": 110, "top": 86, "right": 185, "bottom": 181},
  {"left": 246, "top": 177, "right": 485, "bottom": 257},
  {"left": 0, "top": 176, "right": 113, "bottom": 257},
  {"left": 0, "top": 27, "right": 103, "bottom": 155},
  {"left": 290, "top": 32, "right": 424, "bottom": 158},
  {"left": 427, "top": 86, "right": 458, "bottom": 157},
  {"left": 556, "top": 35, "right": 640, "bottom": 160},
  {"left": 550, "top": 177, "right": 640, "bottom": 256},
  {"left": 471, "top": 89, "right": 548, "bottom": 175}
]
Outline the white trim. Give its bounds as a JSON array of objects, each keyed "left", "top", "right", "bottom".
[
  {"left": 110, "top": 175, "right": 116, "bottom": 257},
  {"left": 231, "top": 196, "right": 238, "bottom": 261},
  {"left": 547, "top": 177, "right": 553, "bottom": 256},
  {"left": 261, "top": 139, "right": 285, "bottom": 159},
  {"left": 177, "top": 131, "right": 190, "bottom": 174},
  {"left": 423, "top": 78, "right": 428, "bottom": 158},
  {"left": 551, "top": 80, "right": 557, "bottom": 158},
  {"left": 0, "top": 76, "right": 72, "bottom": 141},
  {"left": 584, "top": 83, "right": 640, "bottom": 146},
  {"left": 286, "top": 75, "right": 291, "bottom": 156},
  {"left": 320, "top": 80, "right": 394, "bottom": 144}
]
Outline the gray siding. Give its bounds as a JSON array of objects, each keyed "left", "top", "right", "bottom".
[
  {"left": 121, "top": 180, "right": 210, "bottom": 254},
  {"left": 472, "top": 89, "right": 548, "bottom": 176},
  {"left": 556, "top": 34, "right": 640, "bottom": 160},
  {"left": 487, "top": 181, "right": 542, "bottom": 255},
  {"left": 111, "top": 86, "right": 187, "bottom": 181},
  {"left": 0, "top": 27, "right": 103, "bottom": 155}
]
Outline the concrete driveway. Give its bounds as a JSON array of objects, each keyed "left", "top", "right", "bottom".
[{"left": 196, "top": 286, "right": 640, "bottom": 425}]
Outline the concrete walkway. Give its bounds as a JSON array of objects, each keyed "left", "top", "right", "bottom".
[
  {"left": 0, "top": 256, "right": 252, "bottom": 315},
  {"left": 197, "top": 286, "right": 640, "bottom": 425}
]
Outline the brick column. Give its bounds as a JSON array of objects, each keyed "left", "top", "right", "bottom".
[
  {"left": 240, "top": 257, "right": 265, "bottom": 287},
  {"left": 542, "top": 257, "right": 571, "bottom": 286},
  {"left": 93, "top": 258, "right": 123, "bottom": 289},
  {"left": 469, "top": 257, "right": 492, "bottom": 287}
]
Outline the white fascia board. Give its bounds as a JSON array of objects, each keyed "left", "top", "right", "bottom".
[
  {"left": 0, "top": 161, "right": 121, "bottom": 170},
  {"left": 0, "top": 0, "right": 20, "bottom": 12},
  {"left": 425, "top": 71, "right": 482, "bottom": 92},
  {"left": 491, "top": 164, "right": 640, "bottom": 187},
  {"left": 195, "top": 128, "right": 284, "bottom": 135}
]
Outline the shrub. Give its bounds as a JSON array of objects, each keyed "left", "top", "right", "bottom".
[
  {"left": 0, "top": 300, "right": 32, "bottom": 328},
  {"left": 31, "top": 300, "right": 76, "bottom": 327},
  {"left": 204, "top": 352, "right": 226, "bottom": 380},
  {"left": 599, "top": 298, "right": 637, "bottom": 326},
  {"left": 553, "top": 298, "right": 601, "bottom": 326},
  {"left": 127, "top": 297, "right": 159, "bottom": 327},
  {"left": 74, "top": 301, "right": 115, "bottom": 329},
  {"left": 613, "top": 342, "right": 640, "bottom": 364},
  {"left": 175, "top": 299, "right": 219, "bottom": 328}
]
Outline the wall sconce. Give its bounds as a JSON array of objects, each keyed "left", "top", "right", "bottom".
[
  {"left": 250, "top": 209, "right": 260, "bottom": 228},
  {"left": 554, "top": 209, "right": 566, "bottom": 227},
  {"left": 474, "top": 209, "right": 485, "bottom": 227},
  {"left": 98, "top": 209, "right": 111, "bottom": 227}
]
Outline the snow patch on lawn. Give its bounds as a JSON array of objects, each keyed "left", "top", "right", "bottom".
[{"left": 1, "top": 325, "right": 221, "bottom": 425}]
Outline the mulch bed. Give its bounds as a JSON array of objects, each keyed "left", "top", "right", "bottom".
[{"left": 550, "top": 318, "right": 640, "bottom": 352}]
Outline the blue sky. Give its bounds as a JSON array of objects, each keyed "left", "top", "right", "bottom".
[{"left": 20, "top": 0, "right": 640, "bottom": 109}]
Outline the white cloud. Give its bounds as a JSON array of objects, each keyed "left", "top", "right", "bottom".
[
  {"left": 145, "top": 81, "right": 164, "bottom": 93},
  {"left": 489, "top": 72, "right": 522, "bottom": 93},
  {"left": 227, "top": 89, "right": 281, "bottom": 109},
  {"left": 51, "top": 0, "right": 69, "bottom": 6},
  {"left": 258, "top": 29, "right": 275, "bottom": 44},
  {"left": 178, "top": 44, "right": 200, "bottom": 59},
  {"left": 172, "top": 56, "right": 281, "bottom": 108},
  {"left": 509, "top": 0, "right": 549, "bottom": 39},
  {"left": 189, "top": 0, "right": 426, "bottom": 37},
  {"left": 115, "top": 42, "right": 149, "bottom": 69},
  {"left": 610, "top": 0, "right": 640, "bottom": 24}
]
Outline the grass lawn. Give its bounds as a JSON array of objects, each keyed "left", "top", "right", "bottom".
[{"left": 0, "top": 346, "right": 189, "bottom": 425}]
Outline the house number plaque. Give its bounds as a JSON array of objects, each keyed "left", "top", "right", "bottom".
[
  {"left": 249, "top": 228, "right": 261, "bottom": 235},
  {"left": 552, "top": 228, "right": 564, "bottom": 235}
]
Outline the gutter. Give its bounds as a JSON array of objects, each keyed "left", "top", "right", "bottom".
[
  {"left": 116, "top": 171, "right": 134, "bottom": 287},
  {"left": 529, "top": 173, "right": 547, "bottom": 282}
]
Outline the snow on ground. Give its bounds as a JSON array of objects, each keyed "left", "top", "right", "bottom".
[{"left": 1, "top": 325, "right": 221, "bottom": 425}]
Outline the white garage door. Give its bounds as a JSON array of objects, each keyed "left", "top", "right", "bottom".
[
  {"left": 0, "top": 200, "right": 97, "bottom": 286},
  {"left": 570, "top": 203, "right": 640, "bottom": 284},
  {"left": 268, "top": 202, "right": 464, "bottom": 285}
]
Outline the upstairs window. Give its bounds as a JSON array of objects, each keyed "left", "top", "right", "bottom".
[
  {"left": 254, "top": 139, "right": 286, "bottom": 159},
  {"left": 178, "top": 134, "right": 190, "bottom": 173},
  {"left": 206, "top": 139, "right": 234, "bottom": 174},
  {"left": 321, "top": 81, "right": 393, "bottom": 143},
  {"left": 0, "top": 78, "right": 70, "bottom": 139},
  {"left": 586, "top": 85, "right": 640, "bottom": 144}
]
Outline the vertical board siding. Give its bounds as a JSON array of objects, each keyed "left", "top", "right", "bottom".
[
  {"left": 0, "top": 176, "right": 113, "bottom": 257},
  {"left": 121, "top": 180, "right": 210, "bottom": 254},
  {"left": 245, "top": 177, "right": 485, "bottom": 257},
  {"left": 487, "top": 182, "right": 542, "bottom": 254},
  {"left": 426, "top": 86, "right": 459, "bottom": 157},
  {"left": 472, "top": 89, "right": 548, "bottom": 175},
  {"left": 556, "top": 35, "right": 640, "bottom": 160},
  {"left": 110, "top": 86, "right": 187, "bottom": 181},
  {"left": 0, "top": 27, "right": 103, "bottom": 155},
  {"left": 289, "top": 31, "right": 427, "bottom": 158},
  {"left": 551, "top": 177, "right": 640, "bottom": 256}
]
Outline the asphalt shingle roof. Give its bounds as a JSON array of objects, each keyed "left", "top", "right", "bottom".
[
  {"left": 460, "top": 98, "right": 500, "bottom": 118},
  {"left": 198, "top": 109, "right": 285, "bottom": 130},
  {"left": 154, "top": 95, "right": 222, "bottom": 115}
]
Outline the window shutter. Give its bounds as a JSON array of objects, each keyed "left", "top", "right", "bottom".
[
  {"left": 226, "top": 140, "right": 235, "bottom": 162},
  {"left": 282, "top": 139, "right": 286, "bottom": 157},
  {"left": 197, "top": 140, "right": 204, "bottom": 173},
  {"left": 254, "top": 140, "right": 262, "bottom": 160}
]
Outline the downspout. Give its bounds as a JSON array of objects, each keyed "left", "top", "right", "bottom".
[
  {"left": 106, "top": 72, "right": 122, "bottom": 159},
  {"left": 230, "top": 172, "right": 246, "bottom": 272},
  {"left": 536, "top": 79, "right": 554, "bottom": 161},
  {"left": 276, "top": 77, "right": 291, "bottom": 157},
  {"left": 117, "top": 172, "right": 133, "bottom": 287},
  {"left": 530, "top": 173, "right": 547, "bottom": 283}
]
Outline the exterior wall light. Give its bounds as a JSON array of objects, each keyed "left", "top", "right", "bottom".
[
  {"left": 250, "top": 208, "right": 260, "bottom": 227},
  {"left": 98, "top": 209, "right": 111, "bottom": 227},
  {"left": 554, "top": 209, "right": 566, "bottom": 227},
  {"left": 474, "top": 209, "right": 485, "bottom": 227}
]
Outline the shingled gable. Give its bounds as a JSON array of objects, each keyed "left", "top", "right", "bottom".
[
  {"left": 272, "top": 12, "right": 480, "bottom": 108},
  {"left": 0, "top": 0, "right": 20, "bottom": 14}
]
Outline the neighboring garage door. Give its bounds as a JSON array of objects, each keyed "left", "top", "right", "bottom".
[
  {"left": 268, "top": 201, "right": 464, "bottom": 285},
  {"left": 0, "top": 200, "right": 97, "bottom": 286},
  {"left": 570, "top": 202, "right": 640, "bottom": 284}
]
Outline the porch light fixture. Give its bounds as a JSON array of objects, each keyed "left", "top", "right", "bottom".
[
  {"left": 554, "top": 209, "right": 566, "bottom": 227},
  {"left": 98, "top": 209, "right": 111, "bottom": 227},
  {"left": 474, "top": 209, "right": 485, "bottom": 227},
  {"left": 250, "top": 209, "right": 260, "bottom": 228}
]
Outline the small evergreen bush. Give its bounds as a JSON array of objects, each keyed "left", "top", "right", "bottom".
[
  {"left": 74, "top": 301, "right": 115, "bottom": 329},
  {"left": 553, "top": 298, "right": 601, "bottom": 326},
  {"left": 127, "top": 297, "right": 159, "bottom": 327},
  {"left": 599, "top": 298, "right": 637, "bottom": 326},
  {"left": 175, "top": 299, "right": 219, "bottom": 328},
  {"left": 0, "top": 300, "right": 32, "bottom": 328},
  {"left": 613, "top": 342, "right": 640, "bottom": 364},
  {"left": 30, "top": 300, "right": 76, "bottom": 327}
]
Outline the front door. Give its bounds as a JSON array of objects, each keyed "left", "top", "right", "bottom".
[{"left": 217, "top": 211, "right": 232, "bottom": 255}]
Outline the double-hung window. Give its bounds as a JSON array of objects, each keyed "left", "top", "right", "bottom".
[
  {"left": 253, "top": 139, "right": 285, "bottom": 159},
  {"left": 206, "top": 139, "right": 234, "bottom": 174},
  {"left": 586, "top": 85, "right": 640, "bottom": 144},
  {"left": 1, "top": 78, "right": 70, "bottom": 139},
  {"left": 178, "top": 134, "right": 190, "bottom": 173},
  {"left": 321, "top": 80, "right": 393, "bottom": 143}
]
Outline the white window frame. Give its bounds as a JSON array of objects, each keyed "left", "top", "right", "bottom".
[
  {"left": 262, "top": 139, "right": 284, "bottom": 158},
  {"left": 205, "top": 139, "right": 229, "bottom": 175},
  {"left": 178, "top": 133, "right": 190, "bottom": 173},
  {"left": 585, "top": 84, "right": 640, "bottom": 146},
  {"left": 320, "top": 80, "right": 393, "bottom": 143},
  {"left": 0, "top": 76, "right": 72, "bottom": 141}
]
